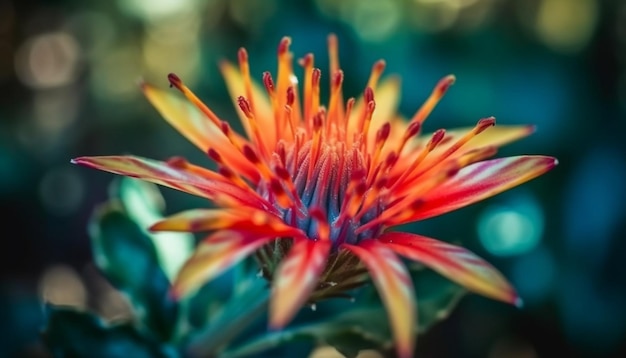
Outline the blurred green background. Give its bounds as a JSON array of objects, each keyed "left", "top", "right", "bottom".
[{"left": 1, "top": 0, "right": 625, "bottom": 356}]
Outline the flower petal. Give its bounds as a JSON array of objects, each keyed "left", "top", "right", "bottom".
[
  {"left": 150, "top": 208, "right": 305, "bottom": 238},
  {"left": 72, "top": 156, "right": 274, "bottom": 212},
  {"left": 343, "top": 240, "right": 416, "bottom": 358},
  {"left": 379, "top": 232, "right": 520, "bottom": 305},
  {"left": 394, "top": 155, "right": 557, "bottom": 223},
  {"left": 142, "top": 83, "right": 260, "bottom": 182},
  {"left": 392, "top": 125, "right": 535, "bottom": 177},
  {"left": 269, "top": 238, "right": 331, "bottom": 328},
  {"left": 171, "top": 230, "right": 276, "bottom": 298}
]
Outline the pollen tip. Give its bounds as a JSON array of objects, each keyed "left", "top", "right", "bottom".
[
  {"left": 406, "top": 121, "right": 422, "bottom": 138},
  {"left": 262, "top": 71, "right": 275, "bottom": 93},
  {"left": 286, "top": 86, "right": 295, "bottom": 105},
  {"left": 312, "top": 68, "right": 321, "bottom": 86},
  {"left": 298, "top": 53, "right": 313, "bottom": 67},
  {"left": 278, "top": 36, "right": 291, "bottom": 55},
  {"left": 237, "top": 47, "right": 248, "bottom": 62},
  {"left": 167, "top": 73, "right": 182, "bottom": 89},
  {"left": 364, "top": 87, "right": 374, "bottom": 103},
  {"left": 69, "top": 158, "right": 78, "bottom": 165},
  {"left": 377, "top": 122, "right": 391, "bottom": 142},
  {"left": 237, "top": 96, "right": 254, "bottom": 118},
  {"left": 429, "top": 129, "right": 446, "bottom": 151},
  {"left": 242, "top": 145, "right": 260, "bottom": 163},
  {"left": 333, "top": 70, "right": 344, "bottom": 88},
  {"left": 434, "top": 74, "right": 455, "bottom": 96},
  {"left": 476, "top": 117, "right": 496, "bottom": 133},
  {"left": 207, "top": 148, "right": 221, "bottom": 162},
  {"left": 373, "top": 59, "right": 386, "bottom": 73}
]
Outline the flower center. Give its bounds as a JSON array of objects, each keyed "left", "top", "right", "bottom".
[{"left": 260, "top": 139, "right": 385, "bottom": 251}]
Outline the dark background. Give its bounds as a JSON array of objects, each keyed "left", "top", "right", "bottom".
[{"left": 2, "top": 0, "right": 626, "bottom": 356}]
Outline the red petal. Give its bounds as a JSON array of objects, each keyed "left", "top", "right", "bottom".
[
  {"left": 379, "top": 232, "right": 520, "bottom": 306},
  {"left": 393, "top": 155, "right": 557, "bottom": 224},
  {"left": 150, "top": 208, "right": 305, "bottom": 238},
  {"left": 269, "top": 238, "right": 331, "bottom": 328},
  {"left": 72, "top": 155, "right": 274, "bottom": 211},
  {"left": 171, "top": 230, "right": 276, "bottom": 298},
  {"left": 343, "top": 240, "right": 416, "bottom": 358}
]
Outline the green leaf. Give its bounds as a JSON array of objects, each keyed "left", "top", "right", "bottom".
[
  {"left": 89, "top": 204, "right": 178, "bottom": 341},
  {"left": 43, "top": 306, "right": 177, "bottom": 358},
  {"left": 184, "top": 274, "right": 270, "bottom": 358},
  {"left": 112, "top": 177, "right": 194, "bottom": 282},
  {"left": 221, "top": 307, "right": 392, "bottom": 358},
  {"left": 411, "top": 265, "right": 466, "bottom": 334}
]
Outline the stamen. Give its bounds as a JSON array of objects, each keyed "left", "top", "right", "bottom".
[
  {"left": 408, "top": 74, "right": 455, "bottom": 125},
  {"left": 237, "top": 96, "right": 270, "bottom": 159},
  {"left": 409, "top": 117, "right": 496, "bottom": 180},
  {"left": 299, "top": 53, "right": 314, "bottom": 126},
  {"left": 327, "top": 70, "right": 344, "bottom": 137},
  {"left": 389, "top": 129, "right": 446, "bottom": 189},
  {"left": 366, "top": 60, "right": 386, "bottom": 91},
  {"left": 167, "top": 73, "right": 221, "bottom": 127}
]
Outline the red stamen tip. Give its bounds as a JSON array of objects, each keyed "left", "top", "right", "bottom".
[
  {"left": 377, "top": 122, "right": 391, "bottom": 142},
  {"left": 429, "top": 129, "right": 446, "bottom": 151},
  {"left": 274, "top": 165, "right": 291, "bottom": 180},
  {"left": 220, "top": 121, "right": 231, "bottom": 136},
  {"left": 238, "top": 48, "right": 248, "bottom": 63},
  {"left": 166, "top": 156, "right": 188, "bottom": 168},
  {"left": 406, "top": 121, "right": 422, "bottom": 138},
  {"left": 373, "top": 59, "right": 386, "bottom": 73},
  {"left": 327, "top": 33, "right": 338, "bottom": 47},
  {"left": 286, "top": 86, "right": 295, "bottom": 106},
  {"left": 313, "top": 111, "right": 324, "bottom": 131},
  {"left": 312, "top": 68, "right": 321, "bottom": 87},
  {"left": 298, "top": 53, "right": 313, "bottom": 67},
  {"left": 237, "top": 96, "right": 254, "bottom": 119},
  {"left": 243, "top": 145, "right": 260, "bottom": 164},
  {"left": 476, "top": 117, "right": 496, "bottom": 133},
  {"left": 207, "top": 148, "right": 222, "bottom": 163},
  {"left": 385, "top": 151, "right": 398, "bottom": 167},
  {"left": 262, "top": 72, "right": 275, "bottom": 94},
  {"left": 436, "top": 74, "right": 456, "bottom": 95},
  {"left": 333, "top": 70, "right": 344, "bottom": 88},
  {"left": 278, "top": 37, "right": 291, "bottom": 55},
  {"left": 364, "top": 87, "right": 374, "bottom": 103},
  {"left": 167, "top": 73, "right": 182, "bottom": 89}
]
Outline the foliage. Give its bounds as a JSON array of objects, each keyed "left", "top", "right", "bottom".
[{"left": 42, "top": 178, "right": 465, "bottom": 357}]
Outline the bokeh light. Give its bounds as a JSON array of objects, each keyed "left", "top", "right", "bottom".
[{"left": 477, "top": 194, "right": 544, "bottom": 257}]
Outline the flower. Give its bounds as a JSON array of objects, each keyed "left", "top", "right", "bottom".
[{"left": 73, "top": 35, "right": 557, "bottom": 358}]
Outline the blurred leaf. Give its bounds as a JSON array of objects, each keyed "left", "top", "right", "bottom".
[
  {"left": 43, "top": 306, "right": 177, "bottom": 358},
  {"left": 184, "top": 273, "right": 270, "bottom": 358},
  {"left": 112, "top": 177, "right": 194, "bottom": 282},
  {"left": 222, "top": 307, "right": 391, "bottom": 358},
  {"left": 89, "top": 204, "right": 178, "bottom": 341},
  {"left": 411, "top": 266, "right": 466, "bottom": 334}
]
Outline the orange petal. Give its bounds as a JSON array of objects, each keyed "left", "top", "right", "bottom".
[
  {"left": 342, "top": 240, "right": 416, "bottom": 358},
  {"left": 71, "top": 156, "right": 272, "bottom": 211},
  {"left": 395, "top": 155, "right": 557, "bottom": 223},
  {"left": 269, "top": 238, "right": 331, "bottom": 328},
  {"left": 171, "top": 230, "right": 276, "bottom": 298},
  {"left": 150, "top": 208, "right": 305, "bottom": 238},
  {"left": 142, "top": 83, "right": 259, "bottom": 182},
  {"left": 380, "top": 232, "right": 520, "bottom": 305}
]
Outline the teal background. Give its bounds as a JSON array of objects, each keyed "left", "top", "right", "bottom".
[{"left": 1, "top": 0, "right": 625, "bottom": 356}]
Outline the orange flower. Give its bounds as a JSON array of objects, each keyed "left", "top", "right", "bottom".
[{"left": 73, "top": 35, "right": 556, "bottom": 358}]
